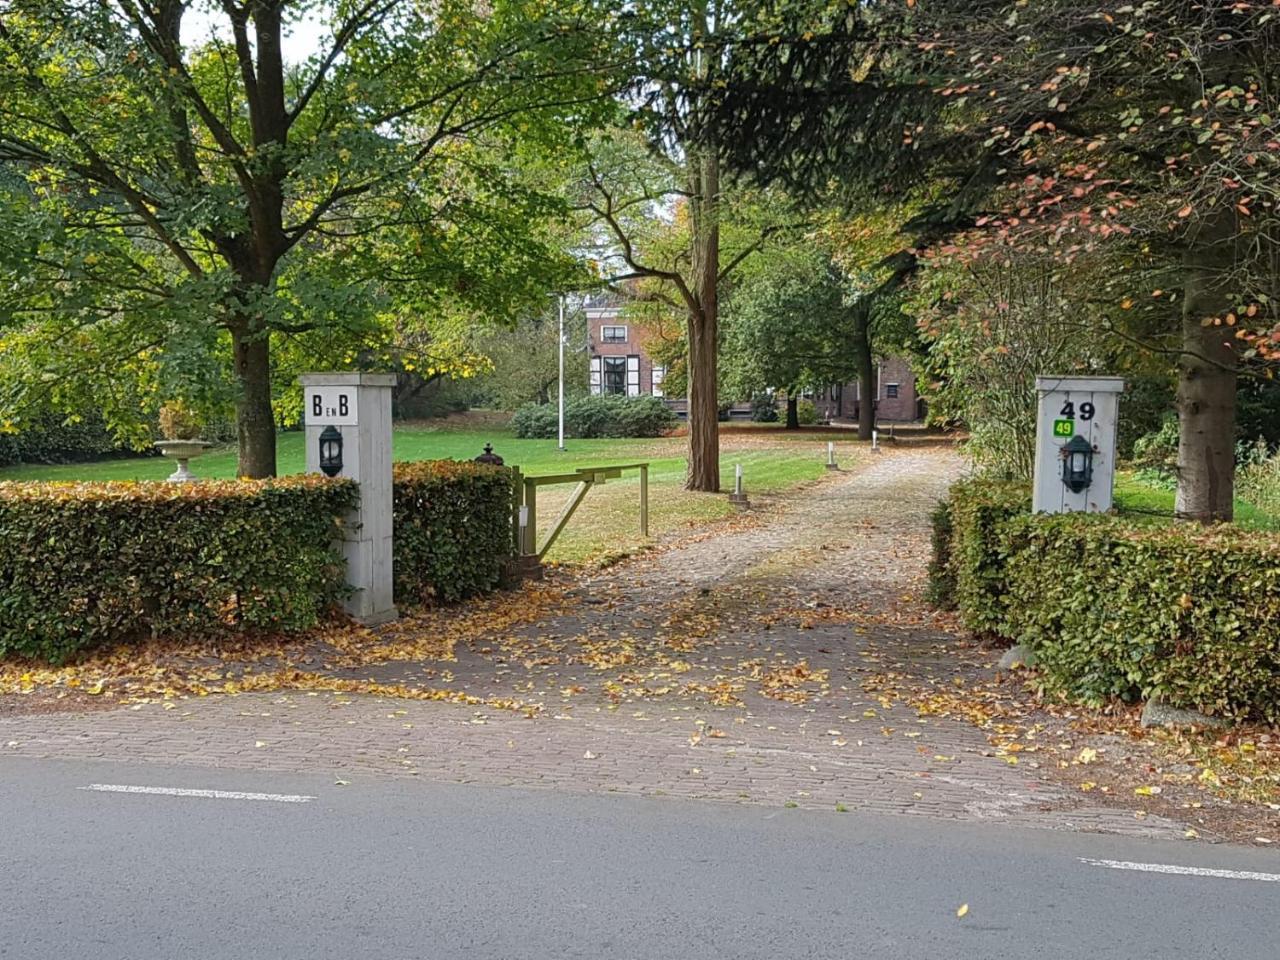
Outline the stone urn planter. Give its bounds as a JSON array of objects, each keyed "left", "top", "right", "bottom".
[
  {"left": 155, "top": 401, "right": 210, "bottom": 482},
  {"left": 154, "top": 438, "right": 212, "bottom": 483}
]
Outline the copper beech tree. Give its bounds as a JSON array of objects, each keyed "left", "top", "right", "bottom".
[{"left": 920, "top": 0, "right": 1280, "bottom": 520}]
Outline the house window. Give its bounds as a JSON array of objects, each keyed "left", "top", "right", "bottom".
[
  {"left": 602, "top": 356, "right": 627, "bottom": 394},
  {"left": 626, "top": 355, "right": 641, "bottom": 396},
  {"left": 886, "top": 383, "right": 900, "bottom": 399},
  {"left": 651, "top": 365, "right": 666, "bottom": 398},
  {"left": 601, "top": 325, "right": 627, "bottom": 344}
]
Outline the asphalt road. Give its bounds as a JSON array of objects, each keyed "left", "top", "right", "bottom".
[{"left": 1, "top": 756, "right": 1277, "bottom": 960}]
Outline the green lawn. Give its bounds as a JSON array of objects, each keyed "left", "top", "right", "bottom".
[
  {"left": 0, "top": 422, "right": 852, "bottom": 564},
  {"left": 1114, "top": 472, "right": 1280, "bottom": 532}
]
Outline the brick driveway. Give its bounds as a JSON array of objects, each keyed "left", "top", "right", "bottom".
[{"left": 0, "top": 446, "right": 1186, "bottom": 839}]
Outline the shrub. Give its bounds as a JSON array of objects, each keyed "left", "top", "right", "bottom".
[
  {"left": 750, "top": 394, "right": 779, "bottom": 422},
  {"left": 510, "top": 403, "right": 557, "bottom": 439},
  {"left": 925, "top": 499, "right": 956, "bottom": 609},
  {"left": 392, "top": 460, "right": 513, "bottom": 605},
  {"left": 937, "top": 478, "right": 1280, "bottom": 721},
  {"left": 0, "top": 412, "right": 137, "bottom": 467},
  {"left": 0, "top": 476, "right": 357, "bottom": 663},
  {"left": 796, "top": 399, "right": 818, "bottom": 425},
  {"left": 511, "top": 395, "right": 676, "bottom": 439},
  {"left": 158, "top": 400, "right": 203, "bottom": 440},
  {"left": 1129, "top": 416, "right": 1179, "bottom": 485},
  {"left": 1236, "top": 443, "right": 1280, "bottom": 517},
  {"left": 1002, "top": 515, "right": 1280, "bottom": 720}
]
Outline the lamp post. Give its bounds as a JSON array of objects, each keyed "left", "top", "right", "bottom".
[{"left": 558, "top": 295, "right": 566, "bottom": 452}]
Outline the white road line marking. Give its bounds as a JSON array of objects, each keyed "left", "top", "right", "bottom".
[
  {"left": 81, "top": 784, "right": 316, "bottom": 803},
  {"left": 1080, "top": 857, "right": 1280, "bottom": 883}
]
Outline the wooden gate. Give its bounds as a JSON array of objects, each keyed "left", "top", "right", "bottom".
[{"left": 511, "top": 462, "right": 649, "bottom": 561}]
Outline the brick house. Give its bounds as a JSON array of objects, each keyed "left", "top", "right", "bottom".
[
  {"left": 806, "top": 355, "right": 924, "bottom": 423},
  {"left": 585, "top": 303, "right": 667, "bottom": 399},
  {"left": 584, "top": 299, "right": 921, "bottom": 423}
]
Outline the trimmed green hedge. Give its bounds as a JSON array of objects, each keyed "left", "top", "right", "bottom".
[
  {"left": 0, "top": 476, "right": 357, "bottom": 663},
  {"left": 932, "top": 479, "right": 1280, "bottom": 722},
  {"left": 392, "top": 460, "right": 514, "bottom": 605},
  {"left": 0, "top": 412, "right": 135, "bottom": 467},
  {"left": 511, "top": 395, "right": 676, "bottom": 439},
  {"left": 924, "top": 499, "right": 956, "bottom": 609},
  {"left": 939, "top": 478, "right": 1028, "bottom": 636}
]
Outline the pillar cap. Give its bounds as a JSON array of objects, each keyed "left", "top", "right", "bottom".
[
  {"left": 299, "top": 372, "right": 397, "bottom": 387},
  {"left": 1035, "top": 376, "right": 1125, "bottom": 394}
]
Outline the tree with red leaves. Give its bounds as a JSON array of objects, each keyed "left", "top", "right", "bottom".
[{"left": 923, "top": 0, "right": 1280, "bottom": 520}]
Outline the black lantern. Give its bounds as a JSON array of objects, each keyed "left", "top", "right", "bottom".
[
  {"left": 474, "top": 443, "right": 504, "bottom": 466},
  {"left": 318, "top": 425, "right": 344, "bottom": 477},
  {"left": 1061, "top": 435, "right": 1094, "bottom": 493}
]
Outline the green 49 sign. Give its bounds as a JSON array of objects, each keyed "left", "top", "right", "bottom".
[{"left": 1053, "top": 418, "right": 1075, "bottom": 438}]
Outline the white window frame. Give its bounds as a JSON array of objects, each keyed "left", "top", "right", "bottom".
[
  {"left": 886, "top": 383, "right": 900, "bottom": 399},
  {"left": 589, "top": 356, "right": 602, "bottom": 395},
  {"left": 651, "top": 364, "right": 666, "bottom": 398},
  {"left": 626, "top": 355, "right": 641, "bottom": 396},
  {"left": 600, "top": 325, "right": 628, "bottom": 344}
]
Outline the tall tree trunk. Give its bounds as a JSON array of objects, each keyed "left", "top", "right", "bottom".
[
  {"left": 1175, "top": 236, "right": 1237, "bottom": 522},
  {"left": 785, "top": 395, "right": 799, "bottom": 430},
  {"left": 854, "top": 310, "right": 875, "bottom": 441},
  {"left": 686, "top": 148, "right": 721, "bottom": 492},
  {"left": 686, "top": 304, "right": 720, "bottom": 491},
  {"left": 231, "top": 324, "right": 277, "bottom": 479}
]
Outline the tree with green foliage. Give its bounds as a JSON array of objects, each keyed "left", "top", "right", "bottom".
[
  {"left": 577, "top": 122, "right": 798, "bottom": 486},
  {"left": 582, "top": 1, "right": 830, "bottom": 492},
  {"left": 0, "top": 0, "right": 614, "bottom": 476},
  {"left": 722, "top": 243, "right": 860, "bottom": 429},
  {"left": 471, "top": 304, "right": 588, "bottom": 411}
]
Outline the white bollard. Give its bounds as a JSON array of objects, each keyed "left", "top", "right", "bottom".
[
  {"left": 826, "top": 441, "right": 839, "bottom": 470},
  {"left": 872, "top": 429, "right": 880, "bottom": 454},
  {"left": 729, "top": 463, "right": 749, "bottom": 508}
]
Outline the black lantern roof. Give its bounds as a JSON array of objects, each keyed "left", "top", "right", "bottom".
[{"left": 474, "top": 443, "right": 504, "bottom": 466}]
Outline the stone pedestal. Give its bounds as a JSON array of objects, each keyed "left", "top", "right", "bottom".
[{"left": 300, "top": 372, "right": 397, "bottom": 625}]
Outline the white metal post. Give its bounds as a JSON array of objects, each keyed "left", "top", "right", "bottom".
[{"left": 557, "top": 296, "right": 566, "bottom": 451}]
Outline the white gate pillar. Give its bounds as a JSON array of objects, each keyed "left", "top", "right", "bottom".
[
  {"left": 1032, "top": 376, "right": 1125, "bottom": 514},
  {"left": 300, "top": 372, "right": 397, "bottom": 625}
]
